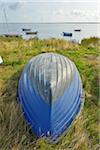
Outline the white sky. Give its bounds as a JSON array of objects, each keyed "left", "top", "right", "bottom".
[{"left": 0, "top": 0, "right": 99, "bottom": 23}]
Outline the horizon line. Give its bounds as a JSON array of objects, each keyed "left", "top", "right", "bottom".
[{"left": 0, "top": 22, "right": 100, "bottom": 24}]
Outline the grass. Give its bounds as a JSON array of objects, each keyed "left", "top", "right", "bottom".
[{"left": 0, "top": 37, "right": 99, "bottom": 150}]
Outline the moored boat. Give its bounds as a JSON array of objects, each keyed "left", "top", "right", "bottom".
[
  {"left": 22, "top": 28, "right": 31, "bottom": 31},
  {"left": 3, "top": 33, "right": 21, "bottom": 38},
  {"left": 74, "top": 29, "right": 81, "bottom": 32},
  {"left": 63, "top": 32, "right": 72, "bottom": 37},
  {"left": 26, "top": 31, "right": 38, "bottom": 35}
]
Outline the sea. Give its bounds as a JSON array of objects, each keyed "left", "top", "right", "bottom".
[{"left": 0, "top": 23, "right": 99, "bottom": 42}]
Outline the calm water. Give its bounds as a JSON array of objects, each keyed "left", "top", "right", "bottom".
[{"left": 0, "top": 23, "right": 99, "bottom": 42}]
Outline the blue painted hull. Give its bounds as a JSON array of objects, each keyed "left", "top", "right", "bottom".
[{"left": 18, "top": 53, "right": 84, "bottom": 142}]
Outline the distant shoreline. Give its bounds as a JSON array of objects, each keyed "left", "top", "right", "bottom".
[
  {"left": 0, "top": 23, "right": 99, "bottom": 41},
  {"left": 0, "top": 22, "right": 100, "bottom": 24}
]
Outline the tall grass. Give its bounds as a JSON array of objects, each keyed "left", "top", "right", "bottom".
[{"left": 0, "top": 37, "right": 99, "bottom": 150}]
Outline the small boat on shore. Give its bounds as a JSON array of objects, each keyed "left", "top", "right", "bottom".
[
  {"left": 26, "top": 31, "right": 38, "bottom": 35},
  {"left": 22, "top": 28, "right": 31, "bottom": 31},
  {"left": 3, "top": 34, "right": 21, "bottom": 38},
  {"left": 74, "top": 29, "right": 81, "bottom": 32},
  {"left": 63, "top": 32, "right": 72, "bottom": 37}
]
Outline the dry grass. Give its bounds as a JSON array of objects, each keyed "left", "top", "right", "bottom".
[{"left": 0, "top": 37, "right": 99, "bottom": 150}]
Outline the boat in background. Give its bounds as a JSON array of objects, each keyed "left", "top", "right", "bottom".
[
  {"left": 26, "top": 31, "right": 38, "bottom": 35},
  {"left": 3, "top": 33, "right": 22, "bottom": 38},
  {"left": 22, "top": 28, "right": 31, "bottom": 31},
  {"left": 63, "top": 32, "right": 72, "bottom": 37},
  {"left": 74, "top": 29, "right": 81, "bottom": 32}
]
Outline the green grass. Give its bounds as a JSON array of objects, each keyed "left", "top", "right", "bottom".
[{"left": 0, "top": 37, "right": 99, "bottom": 150}]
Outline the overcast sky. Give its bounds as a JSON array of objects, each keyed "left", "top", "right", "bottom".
[{"left": 0, "top": 0, "right": 99, "bottom": 23}]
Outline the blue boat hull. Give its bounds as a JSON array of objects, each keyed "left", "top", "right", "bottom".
[{"left": 18, "top": 53, "right": 84, "bottom": 142}]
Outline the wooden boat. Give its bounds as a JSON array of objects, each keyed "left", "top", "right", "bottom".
[
  {"left": 74, "top": 29, "right": 81, "bottom": 32},
  {"left": 26, "top": 31, "right": 38, "bottom": 35},
  {"left": 22, "top": 28, "right": 31, "bottom": 31},
  {"left": 63, "top": 32, "right": 72, "bottom": 37}
]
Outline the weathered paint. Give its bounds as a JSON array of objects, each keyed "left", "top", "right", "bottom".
[{"left": 18, "top": 53, "right": 84, "bottom": 142}]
